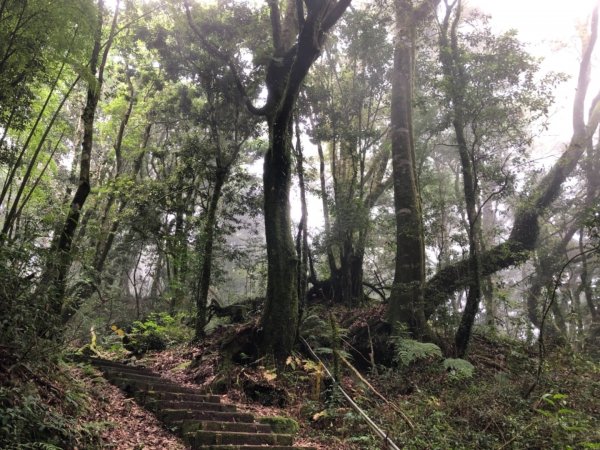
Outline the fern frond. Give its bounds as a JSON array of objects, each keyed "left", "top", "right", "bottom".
[{"left": 391, "top": 337, "right": 442, "bottom": 366}]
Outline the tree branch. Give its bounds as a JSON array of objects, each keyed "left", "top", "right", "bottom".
[
  {"left": 268, "top": 0, "right": 283, "bottom": 52},
  {"left": 183, "top": 0, "right": 266, "bottom": 116}
]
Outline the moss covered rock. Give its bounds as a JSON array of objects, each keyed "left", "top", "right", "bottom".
[{"left": 258, "top": 416, "right": 299, "bottom": 434}]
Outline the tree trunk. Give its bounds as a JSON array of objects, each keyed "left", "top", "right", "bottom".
[
  {"left": 260, "top": 111, "right": 299, "bottom": 360},
  {"left": 194, "top": 168, "right": 226, "bottom": 340},
  {"left": 185, "top": 0, "right": 351, "bottom": 361},
  {"left": 169, "top": 195, "right": 188, "bottom": 315},
  {"left": 316, "top": 137, "right": 337, "bottom": 277},
  {"left": 481, "top": 201, "right": 497, "bottom": 330},
  {"left": 61, "top": 120, "right": 150, "bottom": 324},
  {"left": 294, "top": 114, "right": 309, "bottom": 321},
  {"left": 259, "top": 0, "right": 351, "bottom": 360},
  {"left": 438, "top": 0, "right": 483, "bottom": 356},
  {"left": 388, "top": 0, "right": 433, "bottom": 336}
]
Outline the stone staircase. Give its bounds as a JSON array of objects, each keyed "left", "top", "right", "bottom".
[{"left": 85, "top": 358, "right": 315, "bottom": 450}]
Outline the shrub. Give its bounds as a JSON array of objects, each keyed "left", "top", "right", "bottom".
[
  {"left": 120, "top": 312, "right": 192, "bottom": 355},
  {"left": 0, "top": 365, "right": 104, "bottom": 449}
]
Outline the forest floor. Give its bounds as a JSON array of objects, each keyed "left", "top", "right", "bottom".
[{"left": 71, "top": 305, "right": 600, "bottom": 450}]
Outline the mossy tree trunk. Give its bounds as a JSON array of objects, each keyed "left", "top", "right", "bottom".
[
  {"left": 260, "top": 108, "right": 298, "bottom": 359},
  {"left": 388, "top": 0, "right": 438, "bottom": 336},
  {"left": 260, "top": 0, "right": 351, "bottom": 360}
]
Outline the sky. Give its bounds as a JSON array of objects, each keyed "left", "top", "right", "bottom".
[{"left": 475, "top": 0, "right": 596, "bottom": 43}]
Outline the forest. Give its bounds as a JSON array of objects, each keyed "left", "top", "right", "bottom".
[{"left": 0, "top": 0, "right": 599, "bottom": 448}]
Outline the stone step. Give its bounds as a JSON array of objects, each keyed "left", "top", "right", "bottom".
[
  {"left": 146, "top": 399, "right": 236, "bottom": 413},
  {"left": 186, "top": 430, "right": 293, "bottom": 447},
  {"left": 111, "top": 377, "right": 202, "bottom": 395},
  {"left": 176, "top": 420, "right": 274, "bottom": 435},
  {"left": 86, "top": 357, "right": 313, "bottom": 449},
  {"left": 103, "top": 370, "right": 171, "bottom": 383},
  {"left": 96, "top": 365, "right": 159, "bottom": 378},
  {"left": 86, "top": 357, "right": 155, "bottom": 373},
  {"left": 106, "top": 373, "right": 169, "bottom": 387},
  {"left": 159, "top": 408, "right": 255, "bottom": 424},
  {"left": 135, "top": 390, "right": 221, "bottom": 404}
]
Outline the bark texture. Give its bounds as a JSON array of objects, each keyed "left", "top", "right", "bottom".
[{"left": 388, "top": 0, "right": 438, "bottom": 335}]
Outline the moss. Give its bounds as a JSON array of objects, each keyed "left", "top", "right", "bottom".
[
  {"left": 258, "top": 416, "right": 300, "bottom": 434},
  {"left": 172, "top": 361, "right": 191, "bottom": 372}
]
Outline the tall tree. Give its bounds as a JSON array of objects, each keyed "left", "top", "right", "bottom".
[
  {"left": 438, "top": 0, "right": 483, "bottom": 356},
  {"left": 185, "top": 0, "right": 351, "bottom": 360},
  {"left": 0, "top": 0, "right": 94, "bottom": 237},
  {"left": 39, "top": 0, "right": 120, "bottom": 317},
  {"left": 305, "top": 7, "right": 392, "bottom": 306},
  {"left": 435, "top": 1, "right": 563, "bottom": 354},
  {"left": 192, "top": 72, "right": 254, "bottom": 340},
  {"left": 388, "top": 0, "right": 439, "bottom": 336}
]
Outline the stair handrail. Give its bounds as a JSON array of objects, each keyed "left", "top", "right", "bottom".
[{"left": 300, "top": 337, "right": 402, "bottom": 450}]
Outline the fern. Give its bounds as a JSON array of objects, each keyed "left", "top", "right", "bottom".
[
  {"left": 443, "top": 358, "right": 475, "bottom": 380},
  {"left": 300, "top": 311, "right": 330, "bottom": 346},
  {"left": 391, "top": 337, "right": 442, "bottom": 366},
  {"left": 300, "top": 306, "right": 348, "bottom": 351}
]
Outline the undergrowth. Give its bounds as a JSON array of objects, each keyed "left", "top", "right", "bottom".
[
  {"left": 0, "top": 357, "right": 106, "bottom": 449},
  {"left": 195, "top": 307, "right": 600, "bottom": 450},
  {"left": 0, "top": 246, "right": 108, "bottom": 448}
]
